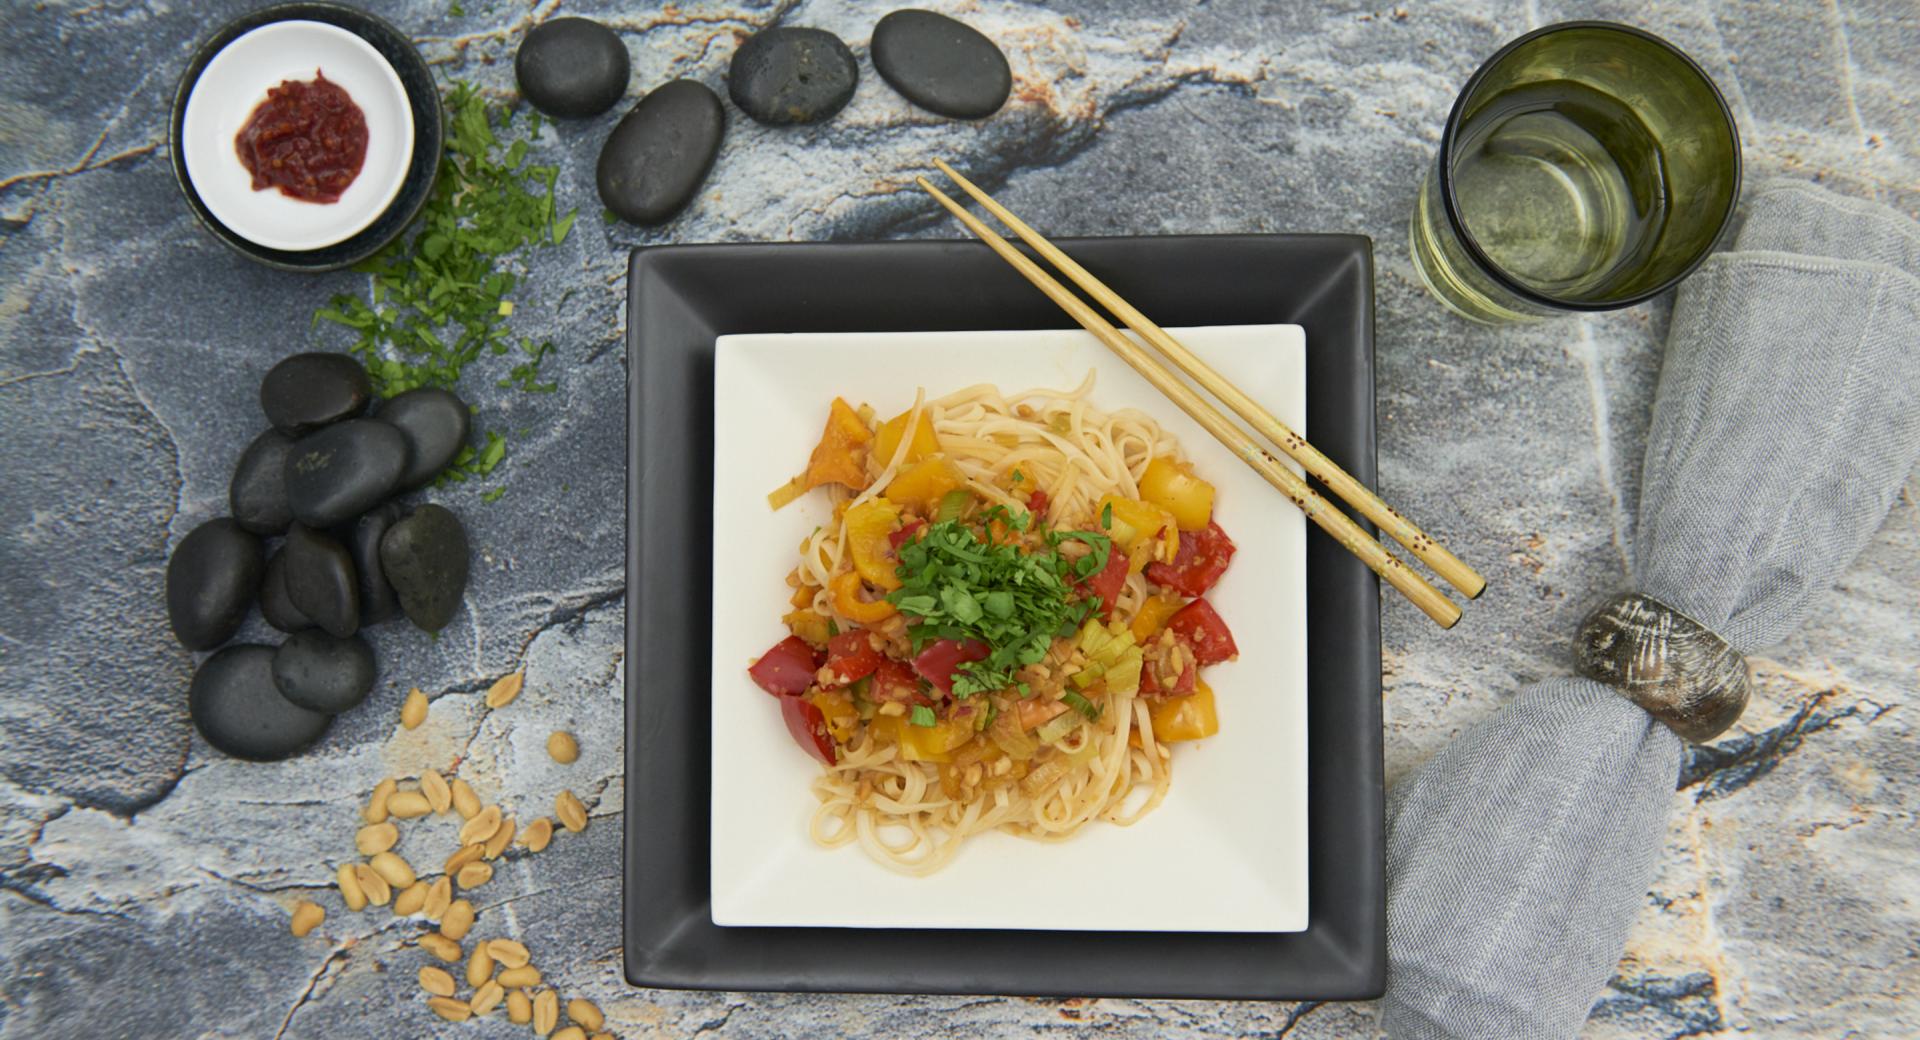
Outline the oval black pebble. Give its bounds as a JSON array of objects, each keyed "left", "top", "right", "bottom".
[
  {"left": 596, "top": 79, "right": 725, "bottom": 226},
  {"left": 165, "top": 518, "right": 263, "bottom": 651},
  {"left": 282, "top": 524, "right": 359, "bottom": 639},
  {"left": 272, "top": 630, "right": 376, "bottom": 715},
  {"left": 349, "top": 503, "right": 402, "bottom": 626},
  {"left": 515, "top": 16, "right": 630, "bottom": 118},
  {"left": 871, "top": 9, "right": 1012, "bottom": 119},
  {"left": 377, "top": 387, "right": 471, "bottom": 490},
  {"left": 285, "top": 419, "right": 409, "bottom": 529},
  {"left": 260, "top": 353, "right": 371, "bottom": 436},
  {"left": 728, "top": 27, "right": 858, "bottom": 126},
  {"left": 190, "top": 645, "right": 332, "bottom": 761},
  {"left": 259, "top": 547, "right": 313, "bottom": 633},
  {"left": 380, "top": 504, "right": 470, "bottom": 633},
  {"left": 229, "top": 429, "right": 295, "bottom": 535}
]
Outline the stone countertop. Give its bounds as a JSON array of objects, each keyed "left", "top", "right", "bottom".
[{"left": 2, "top": 1, "right": 1914, "bottom": 1037}]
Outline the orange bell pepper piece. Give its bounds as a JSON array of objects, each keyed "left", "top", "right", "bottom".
[
  {"left": 884, "top": 457, "right": 966, "bottom": 515},
  {"left": 844, "top": 498, "right": 904, "bottom": 590},
  {"left": 1148, "top": 680, "right": 1219, "bottom": 742},
  {"left": 803, "top": 397, "right": 873, "bottom": 492},
  {"left": 1129, "top": 592, "right": 1186, "bottom": 643},
  {"left": 831, "top": 570, "right": 896, "bottom": 623}
]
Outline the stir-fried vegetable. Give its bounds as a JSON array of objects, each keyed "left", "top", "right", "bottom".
[
  {"left": 748, "top": 636, "right": 819, "bottom": 697},
  {"left": 1145, "top": 519, "right": 1236, "bottom": 597},
  {"left": 781, "top": 694, "right": 837, "bottom": 763},
  {"left": 823, "top": 629, "right": 882, "bottom": 685},
  {"left": 1095, "top": 494, "right": 1179, "bottom": 560},
  {"left": 1129, "top": 592, "right": 1185, "bottom": 643},
  {"left": 1148, "top": 679, "right": 1219, "bottom": 742},
  {"left": 1070, "top": 619, "right": 1143, "bottom": 696},
  {"left": 1167, "top": 598, "right": 1238, "bottom": 665},
  {"left": 843, "top": 498, "right": 905, "bottom": 591},
  {"left": 830, "top": 570, "right": 896, "bottom": 623},
  {"left": 783, "top": 608, "right": 833, "bottom": 648},
  {"left": 1138, "top": 456, "right": 1215, "bottom": 531},
  {"left": 885, "top": 457, "right": 966, "bottom": 514},
  {"left": 874, "top": 407, "right": 940, "bottom": 468}
]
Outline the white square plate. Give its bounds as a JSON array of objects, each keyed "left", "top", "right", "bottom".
[{"left": 709, "top": 325, "right": 1308, "bottom": 932}]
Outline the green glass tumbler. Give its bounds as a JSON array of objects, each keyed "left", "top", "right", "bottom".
[{"left": 1410, "top": 22, "right": 1741, "bottom": 323}]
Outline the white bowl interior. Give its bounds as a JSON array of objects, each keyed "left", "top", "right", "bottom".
[
  {"left": 708, "top": 325, "right": 1309, "bottom": 932},
  {"left": 181, "top": 20, "right": 413, "bottom": 252}
]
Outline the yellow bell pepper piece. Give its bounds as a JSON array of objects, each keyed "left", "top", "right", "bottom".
[
  {"left": 1129, "top": 593, "right": 1185, "bottom": 643},
  {"left": 1096, "top": 494, "right": 1180, "bottom": 560},
  {"left": 884, "top": 457, "right": 967, "bottom": 515},
  {"left": 1148, "top": 680, "right": 1219, "bottom": 742},
  {"left": 783, "top": 609, "right": 833, "bottom": 648},
  {"left": 807, "top": 689, "right": 860, "bottom": 744},
  {"left": 874, "top": 407, "right": 940, "bottom": 468},
  {"left": 830, "top": 570, "right": 896, "bottom": 623},
  {"left": 1139, "top": 457, "right": 1215, "bottom": 531},
  {"left": 843, "top": 498, "right": 904, "bottom": 590}
]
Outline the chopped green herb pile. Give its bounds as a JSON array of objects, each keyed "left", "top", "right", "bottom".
[
  {"left": 313, "top": 80, "right": 574, "bottom": 487},
  {"left": 888, "top": 506, "right": 1113, "bottom": 698}
]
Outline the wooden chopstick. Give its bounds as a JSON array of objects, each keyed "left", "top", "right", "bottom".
[
  {"left": 915, "top": 176, "right": 1462, "bottom": 629},
  {"left": 932, "top": 159, "right": 1486, "bottom": 602}
]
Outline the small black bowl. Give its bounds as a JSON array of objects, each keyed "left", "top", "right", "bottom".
[{"left": 169, "top": 2, "right": 443, "bottom": 272}]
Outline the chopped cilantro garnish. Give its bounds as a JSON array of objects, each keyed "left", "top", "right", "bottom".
[
  {"left": 887, "top": 512, "right": 1112, "bottom": 699},
  {"left": 1100, "top": 502, "right": 1113, "bottom": 529},
  {"left": 1010, "top": 469, "right": 1024, "bottom": 484},
  {"left": 313, "top": 80, "right": 572, "bottom": 494},
  {"left": 910, "top": 705, "right": 937, "bottom": 728}
]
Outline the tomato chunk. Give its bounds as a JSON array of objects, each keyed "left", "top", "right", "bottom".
[
  {"left": 823, "top": 629, "right": 882, "bottom": 686},
  {"left": 912, "top": 638, "right": 991, "bottom": 697},
  {"left": 1077, "top": 541, "right": 1129, "bottom": 619},
  {"left": 781, "top": 694, "right": 837, "bottom": 763},
  {"left": 1166, "top": 598, "right": 1237, "bottom": 665},
  {"left": 887, "top": 518, "right": 926, "bottom": 550},
  {"left": 1026, "top": 488, "right": 1049, "bottom": 519},
  {"left": 1145, "top": 520, "right": 1236, "bottom": 597},
  {"left": 748, "top": 636, "right": 819, "bottom": 697},
  {"left": 869, "top": 657, "right": 928, "bottom": 705}
]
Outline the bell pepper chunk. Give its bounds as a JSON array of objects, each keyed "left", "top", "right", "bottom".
[
  {"left": 1129, "top": 592, "right": 1185, "bottom": 643},
  {"left": 844, "top": 497, "right": 904, "bottom": 590},
  {"left": 749, "top": 636, "right": 820, "bottom": 697},
  {"left": 830, "top": 570, "right": 897, "bottom": 623},
  {"left": 873, "top": 407, "right": 940, "bottom": 468},
  {"left": 1148, "top": 679, "right": 1219, "bottom": 742},
  {"left": 801, "top": 397, "right": 873, "bottom": 493},
  {"left": 1138, "top": 456, "right": 1216, "bottom": 531},
  {"left": 885, "top": 457, "right": 966, "bottom": 515}
]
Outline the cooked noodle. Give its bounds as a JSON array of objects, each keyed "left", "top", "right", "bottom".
[{"left": 792, "top": 376, "right": 1188, "bottom": 875}]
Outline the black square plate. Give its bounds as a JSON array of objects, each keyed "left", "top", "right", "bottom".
[{"left": 624, "top": 235, "right": 1383, "bottom": 1000}]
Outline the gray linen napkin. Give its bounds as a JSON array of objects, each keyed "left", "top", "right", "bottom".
[{"left": 1382, "top": 180, "right": 1920, "bottom": 1039}]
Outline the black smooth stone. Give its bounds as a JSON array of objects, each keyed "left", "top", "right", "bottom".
[
  {"left": 380, "top": 504, "right": 470, "bottom": 633},
  {"left": 728, "top": 27, "right": 858, "bottom": 126},
  {"left": 189, "top": 645, "right": 332, "bottom": 761},
  {"left": 282, "top": 524, "right": 358, "bottom": 639},
  {"left": 377, "top": 387, "right": 470, "bottom": 490},
  {"left": 165, "top": 517, "right": 262, "bottom": 651},
  {"left": 348, "top": 503, "right": 402, "bottom": 626},
  {"left": 272, "top": 630, "right": 376, "bottom": 715},
  {"left": 260, "top": 352, "right": 371, "bottom": 436},
  {"left": 259, "top": 547, "right": 314, "bottom": 633},
  {"left": 596, "top": 79, "right": 725, "bottom": 226},
  {"left": 229, "top": 429, "right": 295, "bottom": 535},
  {"left": 515, "top": 16, "right": 630, "bottom": 118},
  {"left": 871, "top": 9, "right": 1011, "bottom": 119},
  {"left": 284, "top": 419, "right": 409, "bottom": 529}
]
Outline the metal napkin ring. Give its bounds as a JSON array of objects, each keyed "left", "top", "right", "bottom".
[{"left": 1574, "top": 592, "right": 1751, "bottom": 743}]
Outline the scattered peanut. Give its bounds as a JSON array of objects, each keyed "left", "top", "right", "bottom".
[
  {"left": 450, "top": 777, "right": 481, "bottom": 819},
  {"left": 485, "top": 671, "right": 524, "bottom": 708},
  {"left": 467, "top": 942, "right": 494, "bottom": 988},
  {"left": 532, "top": 989, "right": 559, "bottom": 1035},
  {"left": 401, "top": 687, "right": 428, "bottom": 729},
  {"left": 445, "top": 842, "right": 486, "bottom": 876},
  {"left": 417, "top": 932, "right": 461, "bottom": 963},
  {"left": 555, "top": 789, "right": 587, "bottom": 832},
  {"left": 497, "top": 965, "right": 541, "bottom": 988},
  {"left": 335, "top": 863, "right": 367, "bottom": 912},
  {"left": 506, "top": 989, "right": 533, "bottom": 1024},
  {"left": 354, "top": 822, "right": 399, "bottom": 856},
  {"left": 424, "top": 876, "right": 452, "bottom": 921},
  {"left": 441, "top": 899, "right": 476, "bottom": 940},
  {"left": 387, "top": 790, "right": 432, "bottom": 819},
  {"left": 363, "top": 777, "right": 396, "bottom": 824},
  {"left": 552, "top": 1027, "right": 586, "bottom": 1040},
  {"left": 470, "top": 979, "right": 506, "bottom": 1017},
  {"left": 456, "top": 860, "right": 494, "bottom": 889},
  {"left": 484, "top": 815, "right": 516, "bottom": 859},
  {"left": 546, "top": 731, "right": 579, "bottom": 764},
  {"left": 393, "top": 880, "right": 429, "bottom": 916},
  {"left": 417, "top": 966, "right": 456, "bottom": 997},
  {"left": 458, "top": 805, "right": 502, "bottom": 847},
  {"left": 353, "top": 863, "right": 391, "bottom": 906},
  {"left": 369, "top": 850, "right": 416, "bottom": 889},
  {"left": 522, "top": 816, "right": 554, "bottom": 853},
  {"left": 427, "top": 996, "right": 472, "bottom": 1022},
  {"left": 567, "top": 998, "right": 604, "bottom": 1031},
  {"left": 421, "top": 768, "right": 452, "bottom": 814},
  {"left": 289, "top": 900, "right": 324, "bottom": 937},
  {"left": 485, "top": 938, "right": 531, "bottom": 969}
]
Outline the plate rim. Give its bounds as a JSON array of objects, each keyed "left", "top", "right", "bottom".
[{"left": 624, "top": 233, "right": 1384, "bottom": 1000}]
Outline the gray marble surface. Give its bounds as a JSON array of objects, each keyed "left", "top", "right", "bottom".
[{"left": 2, "top": 0, "right": 1915, "bottom": 1037}]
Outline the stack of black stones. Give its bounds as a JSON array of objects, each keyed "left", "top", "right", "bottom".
[
  {"left": 166, "top": 354, "right": 472, "bottom": 761},
  {"left": 509, "top": 9, "right": 1013, "bottom": 225}
]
